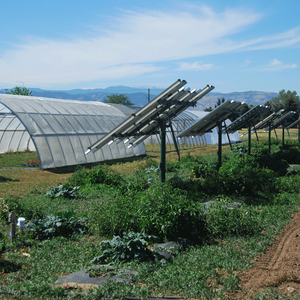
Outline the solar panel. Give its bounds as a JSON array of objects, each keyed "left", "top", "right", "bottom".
[
  {"left": 223, "top": 105, "right": 268, "bottom": 134},
  {"left": 241, "top": 109, "right": 285, "bottom": 137},
  {"left": 264, "top": 111, "right": 297, "bottom": 131},
  {"left": 285, "top": 117, "right": 300, "bottom": 130},
  {"left": 177, "top": 100, "right": 245, "bottom": 138},
  {"left": 176, "top": 100, "right": 246, "bottom": 167},
  {"left": 85, "top": 80, "right": 214, "bottom": 154}
]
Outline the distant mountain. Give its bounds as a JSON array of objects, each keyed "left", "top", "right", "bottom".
[
  {"left": 190, "top": 91, "right": 278, "bottom": 111},
  {"left": 0, "top": 87, "right": 278, "bottom": 109}
]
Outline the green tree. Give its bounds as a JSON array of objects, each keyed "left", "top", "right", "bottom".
[
  {"left": 214, "top": 97, "right": 225, "bottom": 108},
  {"left": 204, "top": 106, "right": 213, "bottom": 112},
  {"left": 103, "top": 93, "right": 134, "bottom": 106},
  {"left": 5, "top": 86, "right": 32, "bottom": 96},
  {"left": 269, "top": 89, "right": 299, "bottom": 113},
  {"left": 204, "top": 97, "right": 225, "bottom": 112}
]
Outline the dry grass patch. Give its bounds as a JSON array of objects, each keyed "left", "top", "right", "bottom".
[
  {"left": 239, "top": 128, "right": 300, "bottom": 142},
  {"left": 0, "top": 169, "right": 72, "bottom": 198}
]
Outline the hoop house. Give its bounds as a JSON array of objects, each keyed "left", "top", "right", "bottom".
[{"left": 0, "top": 94, "right": 146, "bottom": 169}]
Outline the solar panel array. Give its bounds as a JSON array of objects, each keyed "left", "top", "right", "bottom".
[
  {"left": 264, "top": 111, "right": 297, "bottom": 131},
  {"left": 285, "top": 117, "right": 300, "bottom": 130},
  {"left": 177, "top": 100, "right": 245, "bottom": 138},
  {"left": 223, "top": 105, "right": 268, "bottom": 134},
  {"left": 241, "top": 109, "right": 285, "bottom": 137},
  {"left": 86, "top": 80, "right": 215, "bottom": 154}
]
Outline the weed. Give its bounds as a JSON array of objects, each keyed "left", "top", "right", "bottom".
[
  {"left": 45, "top": 183, "right": 79, "bottom": 199},
  {"left": 91, "top": 232, "right": 160, "bottom": 264},
  {"left": 68, "top": 164, "right": 122, "bottom": 187},
  {"left": 26, "top": 215, "right": 88, "bottom": 239}
]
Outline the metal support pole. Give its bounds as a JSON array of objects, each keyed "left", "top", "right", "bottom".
[
  {"left": 287, "top": 129, "right": 290, "bottom": 138},
  {"left": 268, "top": 128, "right": 271, "bottom": 153},
  {"left": 167, "top": 115, "right": 180, "bottom": 161},
  {"left": 298, "top": 124, "right": 300, "bottom": 143},
  {"left": 282, "top": 126, "right": 285, "bottom": 148},
  {"left": 274, "top": 128, "right": 278, "bottom": 139},
  {"left": 223, "top": 122, "right": 232, "bottom": 150},
  {"left": 248, "top": 125, "right": 251, "bottom": 155},
  {"left": 253, "top": 125, "right": 259, "bottom": 142},
  {"left": 217, "top": 121, "right": 222, "bottom": 168},
  {"left": 159, "top": 120, "right": 166, "bottom": 183}
]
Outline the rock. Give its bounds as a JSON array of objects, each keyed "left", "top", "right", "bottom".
[
  {"left": 153, "top": 238, "right": 192, "bottom": 260},
  {"left": 287, "top": 287, "right": 296, "bottom": 294},
  {"left": 53, "top": 265, "right": 137, "bottom": 287}
]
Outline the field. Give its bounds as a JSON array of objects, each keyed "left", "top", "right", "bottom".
[{"left": 1, "top": 128, "right": 300, "bottom": 299}]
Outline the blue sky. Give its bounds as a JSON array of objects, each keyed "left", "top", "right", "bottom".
[{"left": 0, "top": 0, "right": 299, "bottom": 93}]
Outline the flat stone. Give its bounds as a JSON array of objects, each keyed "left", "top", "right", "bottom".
[
  {"left": 54, "top": 265, "right": 137, "bottom": 287},
  {"left": 153, "top": 239, "right": 192, "bottom": 260},
  {"left": 287, "top": 287, "right": 296, "bottom": 294}
]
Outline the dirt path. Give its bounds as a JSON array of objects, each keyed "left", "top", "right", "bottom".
[{"left": 233, "top": 209, "right": 300, "bottom": 298}]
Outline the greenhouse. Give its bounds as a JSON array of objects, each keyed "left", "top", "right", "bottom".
[{"left": 0, "top": 94, "right": 146, "bottom": 169}]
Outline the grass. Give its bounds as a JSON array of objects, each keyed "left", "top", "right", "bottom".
[
  {"left": 0, "top": 170, "right": 71, "bottom": 198},
  {"left": 0, "top": 151, "right": 39, "bottom": 168},
  {"left": 1, "top": 130, "right": 300, "bottom": 299}
]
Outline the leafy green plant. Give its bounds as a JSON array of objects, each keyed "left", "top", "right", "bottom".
[
  {"left": 254, "top": 151, "right": 289, "bottom": 176},
  {"left": 0, "top": 198, "right": 9, "bottom": 222},
  {"left": 68, "top": 165, "right": 122, "bottom": 187},
  {"left": 45, "top": 183, "right": 79, "bottom": 199},
  {"left": 0, "top": 196, "right": 47, "bottom": 222},
  {"left": 218, "top": 154, "right": 275, "bottom": 196},
  {"left": 230, "top": 145, "right": 248, "bottom": 154},
  {"left": 191, "top": 161, "right": 217, "bottom": 179},
  {"left": 91, "top": 232, "right": 160, "bottom": 264},
  {"left": 67, "top": 166, "right": 89, "bottom": 186},
  {"left": 0, "top": 232, "right": 6, "bottom": 257},
  {"left": 93, "top": 183, "right": 207, "bottom": 241},
  {"left": 144, "top": 166, "right": 159, "bottom": 174},
  {"left": 205, "top": 199, "right": 262, "bottom": 240},
  {"left": 26, "top": 215, "right": 88, "bottom": 239}
]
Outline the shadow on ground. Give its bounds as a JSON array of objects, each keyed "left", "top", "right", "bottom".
[{"left": 0, "top": 176, "right": 19, "bottom": 183}]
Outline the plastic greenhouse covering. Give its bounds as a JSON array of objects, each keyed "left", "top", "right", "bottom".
[{"left": 0, "top": 94, "right": 146, "bottom": 169}]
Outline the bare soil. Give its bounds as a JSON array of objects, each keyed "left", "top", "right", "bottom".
[{"left": 231, "top": 209, "right": 300, "bottom": 299}]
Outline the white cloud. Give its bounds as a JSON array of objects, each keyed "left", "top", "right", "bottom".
[
  {"left": 271, "top": 59, "right": 281, "bottom": 66},
  {"left": 177, "top": 61, "right": 214, "bottom": 71},
  {"left": 262, "top": 59, "right": 297, "bottom": 71},
  {"left": 245, "top": 26, "right": 300, "bottom": 50},
  {"left": 0, "top": 5, "right": 299, "bottom": 87}
]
